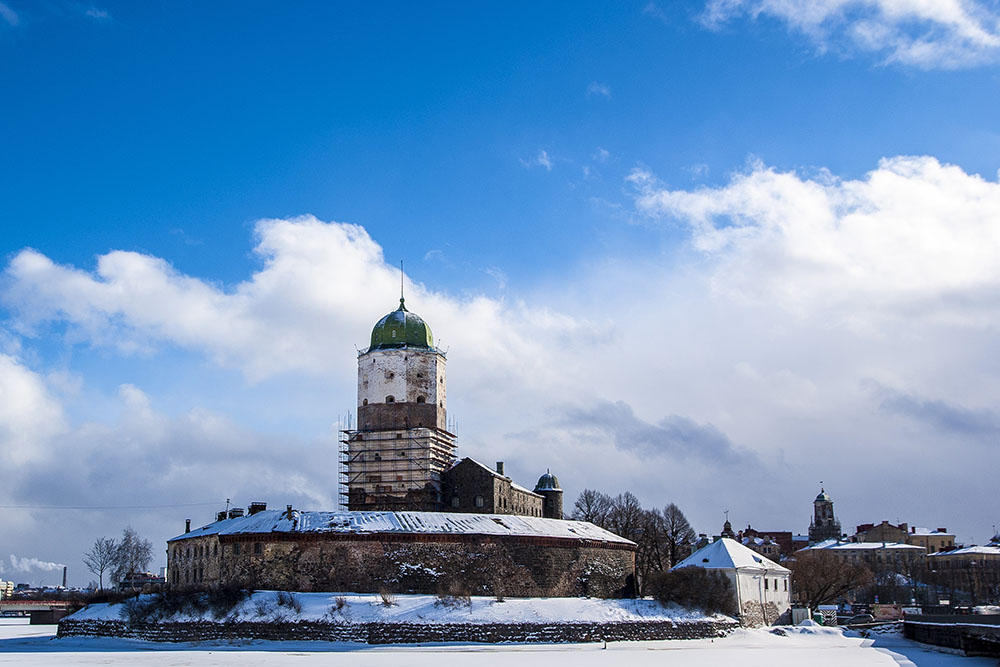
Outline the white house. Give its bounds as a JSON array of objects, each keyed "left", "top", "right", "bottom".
[{"left": 673, "top": 537, "right": 791, "bottom": 626}]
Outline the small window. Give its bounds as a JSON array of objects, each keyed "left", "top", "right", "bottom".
[
  {"left": 214, "top": 544, "right": 218, "bottom": 556},
  {"left": 784, "top": 579, "right": 788, "bottom": 591},
  {"left": 234, "top": 544, "right": 241, "bottom": 555},
  {"left": 416, "top": 396, "right": 426, "bottom": 403},
  {"left": 451, "top": 496, "right": 460, "bottom": 508},
  {"left": 765, "top": 579, "right": 769, "bottom": 590},
  {"left": 386, "top": 395, "right": 395, "bottom": 403},
  {"left": 254, "top": 542, "right": 262, "bottom": 555},
  {"left": 363, "top": 399, "right": 368, "bottom": 405},
  {"left": 474, "top": 495, "right": 484, "bottom": 508}
]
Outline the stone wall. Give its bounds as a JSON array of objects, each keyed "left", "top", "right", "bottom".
[
  {"left": 903, "top": 616, "right": 1000, "bottom": 658},
  {"left": 58, "top": 618, "right": 737, "bottom": 644},
  {"left": 168, "top": 533, "right": 635, "bottom": 598}
]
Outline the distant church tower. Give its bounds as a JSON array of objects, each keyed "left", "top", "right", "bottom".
[
  {"left": 808, "top": 487, "right": 842, "bottom": 544},
  {"left": 344, "top": 297, "right": 456, "bottom": 511}
]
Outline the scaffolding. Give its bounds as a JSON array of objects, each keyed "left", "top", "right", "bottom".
[{"left": 339, "top": 422, "right": 456, "bottom": 512}]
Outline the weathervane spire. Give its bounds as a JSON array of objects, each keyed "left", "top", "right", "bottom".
[{"left": 399, "top": 260, "right": 405, "bottom": 309}]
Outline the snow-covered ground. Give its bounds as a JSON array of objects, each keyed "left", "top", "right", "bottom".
[
  {"left": 1, "top": 617, "right": 995, "bottom": 666},
  {"left": 69, "top": 591, "right": 718, "bottom": 624}
]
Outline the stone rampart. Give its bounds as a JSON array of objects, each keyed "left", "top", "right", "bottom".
[{"left": 58, "top": 618, "right": 737, "bottom": 644}]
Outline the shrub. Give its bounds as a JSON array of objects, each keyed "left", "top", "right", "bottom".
[
  {"left": 118, "top": 596, "right": 160, "bottom": 624},
  {"left": 276, "top": 591, "right": 302, "bottom": 614},
  {"left": 205, "top": 586, "right": 251, "bottom": 620},
  {"left": 435, "top": 579, "right": 472, "bottom": 607},
  {"left": 378, "top": 589, "right": 396, "bottom": 607},
  {"left": 333, "top": 595, "right": 348, "bottom": 611},
  {"left": 647, "top": 567, "right": 738, "bottom": 616},
  {"left": 252, "top": 597, "right": 275, "bottom": 617}
]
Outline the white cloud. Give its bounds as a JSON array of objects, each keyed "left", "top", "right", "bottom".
[
  {"left": 630, "top": 155, "right": 1000, "bottom": 326},
  {"left": 593, "top": 147, "right": 611, "bottom": 162},
  {"left": 521, "top": 150, "right": 553, "bottom": 171},
  {"left": 4, "top": 174, "right": 1000, "bottom": 564},
  {"left": 0, "top": 2, "right": 19, "bottom": 27},
  {"left": 701, "top": 0, "right": 1000, "bottom": 68},
  {"left": 586, "top": 81, "right": 612, "bottom": 99}
]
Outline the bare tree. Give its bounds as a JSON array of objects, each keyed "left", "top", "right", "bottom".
[
  {"left": 112, "top": 526, "right": 154, "bottom": 591},
  {"left": 662, "top": 503, "right": 697, "bottom": 568},
  {"left": 82, "top": 536, "right": 117, "bottom": 592},
  {"left": 606, "top": 492, "right": 644, "bottom": 540},
  {"left": 571, "top": 489, "right": 612, "bottom": 526},
  {"left": 791, "top": 551, "right": 874, "bottom": 610}
]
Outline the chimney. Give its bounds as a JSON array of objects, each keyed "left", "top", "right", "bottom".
[
  {"left": 938, "top": 528, "right": 947, "bottom": 533},
  {"left": 216, "top": 511, "right": 227, "bottom": 522},
  {"left": 62, "top": 566, "right": 67, "bottom": 588},
  {"left": 228, "top": 507, "right": 245, "bottom": 519},
  {"left": 185, "top": 519, "right": 191, "bottom": 533},
  {"left": 911, "top": 526, "right": 916, "bottom": 533},
  {"left": 249, "top": 502, "right": 267, "bottom": 516},
  {"left": 496, "top": 461, "right": 505, "bottom": 475}
]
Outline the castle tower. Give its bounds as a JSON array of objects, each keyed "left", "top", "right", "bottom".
[
  {"left": 533, "top": 471, "right": 563, "bottom": 519},
  {"left": 808, "top": 487, "right": 842, "bottom": 544},
  {"left": 345, "top": 297, "right": 457, "bottom": 511}
]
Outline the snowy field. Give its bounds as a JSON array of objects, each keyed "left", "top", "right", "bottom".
[{"left": 1, "top": 617, "right": 995, "bottom": 666}]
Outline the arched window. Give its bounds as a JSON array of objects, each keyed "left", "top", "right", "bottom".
[
  {"left": 385, "top": 395, "right": 395, "bottom": 403},
  {"left": 362, "top": 398, "right": 368, "bottom": 405},
  {"left": 451, "top": 496, "right": 460, "bottom": 508},
  {"left": 474, "top": 495, "right": 484, "bottom": 508},
  {"left": 416, "top": 395, "right": 426, "bottom": 404}
]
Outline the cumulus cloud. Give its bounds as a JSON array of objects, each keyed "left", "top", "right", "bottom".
[
  {"left": 630, "top": 155, "right": 1000, "bottom": 328},
  {"left": 5, "top": 166, "right": 1000, "bottom": 563},
  {"left": 701, "top": 0, "right": 1000, "bottom": 69}
]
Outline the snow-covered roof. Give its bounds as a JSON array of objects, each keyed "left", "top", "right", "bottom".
[
  {"left": 910, "top": 526, "right": 953, "bottom": 536},
  {"left": 169, "top": 510, "right": 634, "bottom": 545},
  {"left": 457, "top": 458, "right": 543, "bottom": 498},
  {"left": 799, "top": 540, "right": 924, "bottom": 552},
  {"left": 928, "top": 545, "right": 1000, "bottom": 557},
  {"left": 673, "top": 538, "right": 789, "bottom": 573}
]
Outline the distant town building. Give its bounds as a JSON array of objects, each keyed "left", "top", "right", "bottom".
[
  {"left": 0, "top": 580, "right": 13, "bottom": 600},
  {"left": 673, "top": 538, "right": 791, "bottom": 626},
  {"left": 737, "top": 525, "right": 782, "bottom": 560},
  {"left": 797, "top": 538, "right": 925, "bottom": 570},
  {"left": 808, "top": 488, "right": 842, "bottom": 544}
]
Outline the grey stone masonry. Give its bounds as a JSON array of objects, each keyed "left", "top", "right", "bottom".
[{"left": 58, "top": 618, "right": 738, "bottom": 644}]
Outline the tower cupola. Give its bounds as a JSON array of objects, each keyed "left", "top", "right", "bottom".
[{"left": 368, "top": 298, "right": 434, "bottom": 351}]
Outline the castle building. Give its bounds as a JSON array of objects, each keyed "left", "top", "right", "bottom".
[
  {"left": 344, "top": 297, "right": 456, "bottom": 511},
  {"left": 808, "top": 487, "right": 842, "bottom": 544},
  {"left": 164, "top": 294, "right": 624, "bottom": 597}
]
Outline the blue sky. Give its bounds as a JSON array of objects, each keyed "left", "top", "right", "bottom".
[{"left": 3, "top": 1, "right": 1000, "bottom": 584}]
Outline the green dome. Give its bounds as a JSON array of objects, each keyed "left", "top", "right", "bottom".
[
  {"left": 815, "top": 488, "right": 831, "bottom": 502},
  {"left": 534, "top": 471, "right": 561, "bottom": 492},
  {"left": 369, "top": 298, "right": 434, "bottom": 350}
]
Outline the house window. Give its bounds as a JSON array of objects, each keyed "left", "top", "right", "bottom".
[
  {"left": 784, "top": 580, "right": 788, "bottom": 591},
  {"left": 451, "top": 496, "right": 460, "bottom": 508},
  {"left": 254, "top": 543, "right": 262, "bottom": 555},
  {"left": 474, "top": 495, "right": 484, "bottom": 508},
  {"left": 234, "top": 544, "right": 241, "bottom": 555},
  {"left": 363, "top": 399, "right": 368, "bottom": 405},
  {"left": 386, "top": 395, "right": 395, "bottom": 403},
  {"left": 765, "top": 579, "right": 769, "bottom": 590},
  {"left": 214, "top": 545, "right": 218, "bottom": 556}
]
